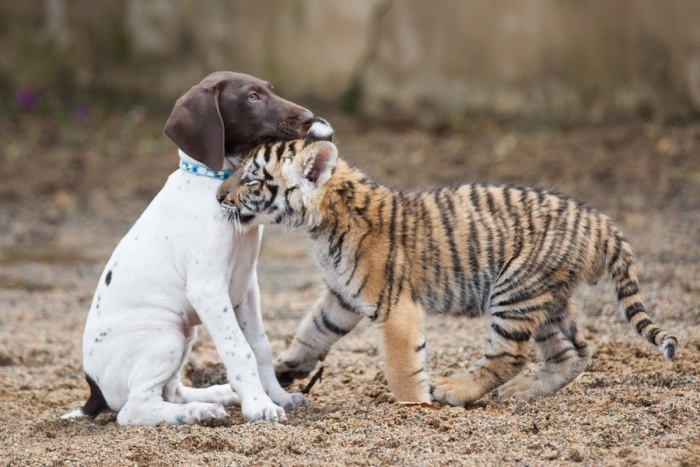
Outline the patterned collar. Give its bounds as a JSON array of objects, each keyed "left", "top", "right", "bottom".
[{"left": 178, "top": 157, "right": 234, "bottom": 181}]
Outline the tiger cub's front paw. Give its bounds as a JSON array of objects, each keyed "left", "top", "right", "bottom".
[
  {"left": 240, "top": 396, "right": 287, "bottom": 424},
  {"left": 274, "top": 352, "right": 320, "bottom": 387}
]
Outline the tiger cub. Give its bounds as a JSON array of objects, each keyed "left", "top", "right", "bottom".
[{"left": 217, "top": 119, "right": 678, "bottom": 405}]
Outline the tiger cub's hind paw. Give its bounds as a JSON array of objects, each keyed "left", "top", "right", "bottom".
[
  {"left": 497, "top": 375, "right": 537, "bottom": 402},
  {"left": 430, "top": 375, "right": 488, "bottom": 406},
  {"left": 498, "top": 367, "right": 581, "bottom": 402}
]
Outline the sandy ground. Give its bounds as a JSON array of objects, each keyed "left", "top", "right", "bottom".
[{"left": 1, "top": 113, "right": 699, "bottom": 465}]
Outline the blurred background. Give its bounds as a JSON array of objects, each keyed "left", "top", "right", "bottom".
[
  {"left": 3, "top": 0, "right": 700, "bottom": 121},
  {"left": 0, "top": 0, "right": 698, "bottom": 252}
]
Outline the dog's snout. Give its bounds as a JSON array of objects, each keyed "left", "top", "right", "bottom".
[{"left": 298, "top": 108, "right": 314, "bottom": 125}]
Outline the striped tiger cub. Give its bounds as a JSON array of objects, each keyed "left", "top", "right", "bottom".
[{"left": 217, "top": 118, "right": 678, "bottom": 405}]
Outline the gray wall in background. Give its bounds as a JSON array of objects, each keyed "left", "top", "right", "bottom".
[{"left": 1, "top": 0, "right": 699, "bottom": 122}]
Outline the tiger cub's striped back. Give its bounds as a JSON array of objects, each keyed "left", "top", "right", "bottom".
[{"left": 218, "top": 122, "right": 678, "bottom": 405}]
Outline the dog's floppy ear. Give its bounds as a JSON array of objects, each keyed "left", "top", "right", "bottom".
[{"left": 164, "top": 80, "right": 225, "bottom": 170}]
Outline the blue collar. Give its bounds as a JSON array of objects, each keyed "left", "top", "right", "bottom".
[{"left": 179, "top": 159, "right": 234, "bottom": 180}]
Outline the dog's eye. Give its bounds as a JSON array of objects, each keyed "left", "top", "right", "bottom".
[{"left": 248, "top": 92, "right": 260, "bottom": 102}]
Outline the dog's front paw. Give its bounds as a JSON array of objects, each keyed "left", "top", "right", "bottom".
[
  {"left": 270, "top": 390, "right": 306, "bottom": 410},
  {"left": 288, "top": 392, "right": 306, "bottom": 408},
  {"left": 240, "top": 396, "right": 287, "bottom": 423}
]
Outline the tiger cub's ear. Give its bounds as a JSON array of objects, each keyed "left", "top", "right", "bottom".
[{"left": 284, "top": 141, "right": 338, "bottom": 192}]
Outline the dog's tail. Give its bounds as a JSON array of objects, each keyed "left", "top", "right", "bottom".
[{"left": 61, "top": 373, "right": 110, "bottom": 419}]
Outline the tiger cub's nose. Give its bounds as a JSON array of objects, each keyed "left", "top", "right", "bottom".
[{"left": 216, "top": 186, "right": 229, "bottom": 203}]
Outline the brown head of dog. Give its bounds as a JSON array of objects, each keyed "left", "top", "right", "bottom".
[{"left": 164, "top": 71, "right": 314, "bottom": 171}]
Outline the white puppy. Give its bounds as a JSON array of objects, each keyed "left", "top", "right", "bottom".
[{"left": 63, "top": 72, "right": 314, "bottom": 425}]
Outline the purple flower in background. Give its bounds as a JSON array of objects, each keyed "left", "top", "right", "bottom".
[
  {"left": 14, "top": 87, "right": 38, "bottom": 111},
  {"left": 73, "top": 104, "right": 92, "bottom": 122}
]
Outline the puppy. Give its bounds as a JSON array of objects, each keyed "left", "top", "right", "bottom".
[{"left": 63, "top": 71, "right": 313, "bottom": 425}]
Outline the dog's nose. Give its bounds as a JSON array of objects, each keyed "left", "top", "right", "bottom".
[{"left": 298, "top": 108, "right": 314, "bottom": 125}]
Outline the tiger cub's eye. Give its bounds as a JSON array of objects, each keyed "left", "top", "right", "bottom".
[{"left": 242, "top": 175, "right": 261, "bottom": 187}]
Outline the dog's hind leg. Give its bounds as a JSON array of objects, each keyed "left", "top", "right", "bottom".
[
  {"left": 168, "top": 384, "right": 240, "bottom": 406},
  {"left": 162, "top": 326, "right": 240, "bottom": 407},
  {"left": 116, "top": 328, "right": 229, "bottom": 426},
  {"left": 119, "top": 390, "right": 229, "bottom": 425},
  {"left": 118, "top": 390, "right": 228, "bottom": 426}
]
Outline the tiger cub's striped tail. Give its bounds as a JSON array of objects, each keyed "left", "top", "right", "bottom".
[{"left": 605, "top": 229, "right": 678, "bottom": 359}]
